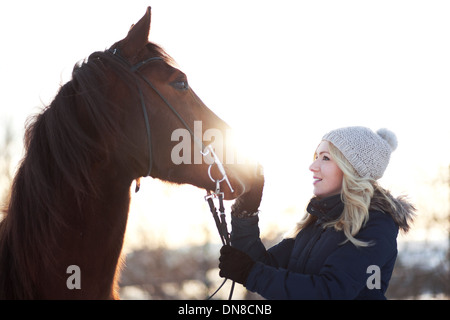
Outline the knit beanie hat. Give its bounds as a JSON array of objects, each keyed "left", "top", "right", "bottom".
[{"left": 322, "top": 126, "right": 398, "bottom": 180}]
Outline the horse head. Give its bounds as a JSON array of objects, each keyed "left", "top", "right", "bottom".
[{"left": 107, "top": 7, "right": 260, "bottom": 199}]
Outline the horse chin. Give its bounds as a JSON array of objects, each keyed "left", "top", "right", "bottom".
[
  {"left": 221, "top": 183, "right": 244, "bottom": 200},
  {"left": 220, "top": 172, "right": 248, "bottom": 200}
]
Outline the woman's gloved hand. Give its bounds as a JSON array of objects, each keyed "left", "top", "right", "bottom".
[
  {"left": 231, "top": 164, "right": 264, "bottom": 218},
  {"left": 219, "top": 245, "right": 256, "bottom": 286}
]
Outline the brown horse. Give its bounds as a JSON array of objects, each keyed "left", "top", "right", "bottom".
[{"left": 0, "top": 7, "right": 257, "bottom": 299}]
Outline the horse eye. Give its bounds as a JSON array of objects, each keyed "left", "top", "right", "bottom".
[{"left": 170, "top": 80, "right": 189, "bottom": 91}]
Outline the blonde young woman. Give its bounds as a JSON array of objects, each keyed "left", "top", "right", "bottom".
[{"left": 218, "top": 126, "right": 415, "bottom": 299}]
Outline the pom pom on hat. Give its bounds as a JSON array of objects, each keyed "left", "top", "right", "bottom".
[
  {"left": 322, "top": 126, "right": 398, "bottom": 180},
  {"left": 376, "top": 128, "right": 398, "bottom": 152}
]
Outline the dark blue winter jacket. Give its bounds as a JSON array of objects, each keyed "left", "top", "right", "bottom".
[{"left": 230, "top": 193, "right": 415, "bottom": 300}]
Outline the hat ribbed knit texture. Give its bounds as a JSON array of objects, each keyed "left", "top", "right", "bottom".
[{"left": 322, "top": 126, "right": 397, "bottom": 180}]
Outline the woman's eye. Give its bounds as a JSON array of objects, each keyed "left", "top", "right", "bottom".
[
  {"left": 170, "top": 80, "right": 189, "bottom": 91},
  {"left": 323, "top": 156, "right": 330, "bottom": 161}
]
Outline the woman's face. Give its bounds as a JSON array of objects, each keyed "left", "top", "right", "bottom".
[{"left": 309, "top": 141, "right": 344, "bottom": 198}]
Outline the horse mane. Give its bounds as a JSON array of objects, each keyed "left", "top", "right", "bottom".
[{"left": 0, "top": 43, "right": 172, "bottom": 298}]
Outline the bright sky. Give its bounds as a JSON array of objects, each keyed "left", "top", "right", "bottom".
[{"left": 1, "top": 1, "right": 449, "bottom": 249}]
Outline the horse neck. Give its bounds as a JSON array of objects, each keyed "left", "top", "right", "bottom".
[
  {"left": 69, "top": 172, "right": 132, "bottom": 299},
  {"left": 48, "top": 169, "right": 133, "bottom": 299},
  {"left": 2, "top": 162, "right": 133, "bottom": 299}
]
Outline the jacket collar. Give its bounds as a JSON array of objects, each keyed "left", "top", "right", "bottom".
[{"left": 307, "top": 194, "right": 344, "bottom": 224}]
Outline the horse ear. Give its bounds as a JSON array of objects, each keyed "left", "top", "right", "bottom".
[{"left": 119, "top": 7, "right": 152, "bottom": 58}]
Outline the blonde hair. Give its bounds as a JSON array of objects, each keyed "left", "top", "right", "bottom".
[{"left": 289, "top": 142, "right": 380, "bottom": 247}]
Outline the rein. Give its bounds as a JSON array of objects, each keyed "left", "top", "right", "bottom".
[
  {"left": 108, "top": 48, "right": 236, "bottom": 299},
  {"left": 204, "top": 182, "right": 235, "bottom": 300}
]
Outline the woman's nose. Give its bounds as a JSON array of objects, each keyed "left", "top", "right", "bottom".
[{"left": 309, "top": 159, "right": 319, "bottom": 172}]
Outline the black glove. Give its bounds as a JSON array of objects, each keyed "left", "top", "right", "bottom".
[
  {"left": 231, "top": 164, "right": 264, "bottom": 218},
  {"left": 219, "top": 245, "right": 255, "bottom": 285}
]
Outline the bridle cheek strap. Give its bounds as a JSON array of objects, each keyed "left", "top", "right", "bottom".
[
  {"left": 109, "top": 48, "right": 162, "bottom": 180},
  {"left": 136, "top": 83, "right": 153, "bottom": 177}
]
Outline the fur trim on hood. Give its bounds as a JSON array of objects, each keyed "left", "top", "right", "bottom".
[{"left": 370, "top": 188, "right": 416, "bottom": 233}]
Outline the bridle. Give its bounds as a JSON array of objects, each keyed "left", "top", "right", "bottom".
[
  {"left": 108, "top": 48, "right": 234, "bottom": 189},
  {"left": 108, "top": 48, "right": 236, "bottom": 299}
]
